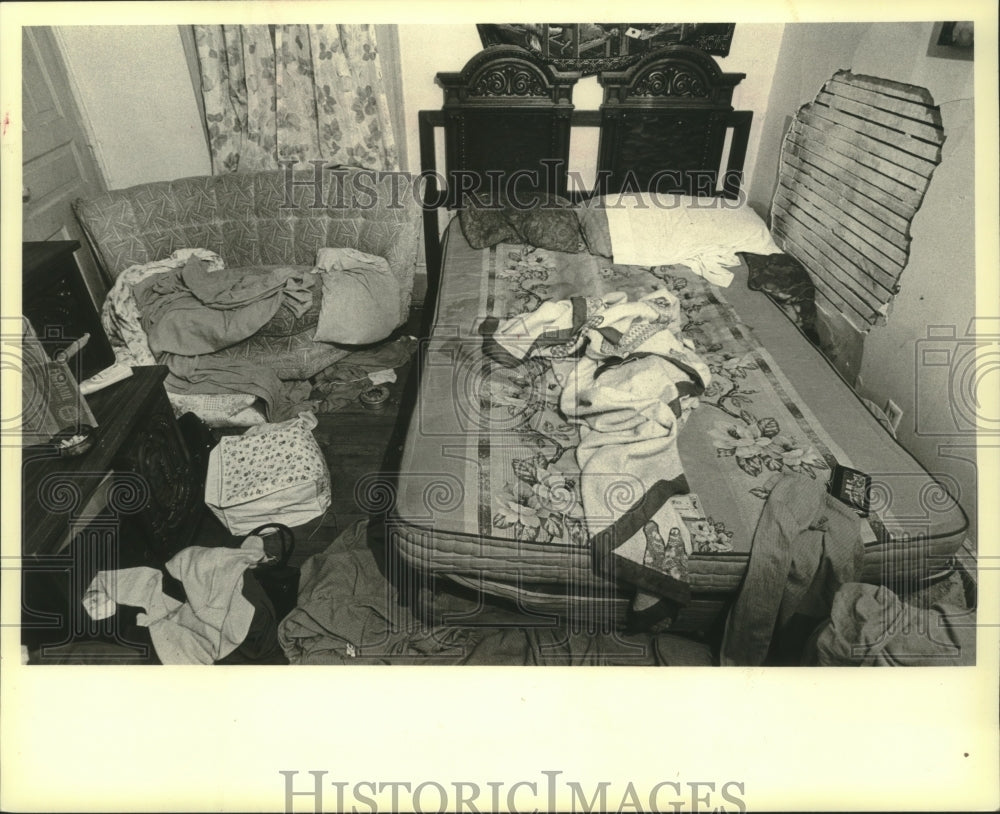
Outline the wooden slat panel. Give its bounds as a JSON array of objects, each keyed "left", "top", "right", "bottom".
[
  {"left": 774, "top": 185, "right": 903, "bottom": 291},
  {"left": 773, "top": 189, "right": 899, "bottom": 304},
  {"left": 829, "top": 72, "right": 938, "bottom": 108},
  {"left": 795, "top": 120, "right": 927, "bottom": 190},
  {"left": 779, "top": 165, "right": 908, "bottom": 268},
  {"left": 827, "top": 78, "right": 942, "bottom": 126},
  {"left": 773, "top": 218, "right": 879, "bottom": 328},
  {"left": 772, "top": 208, "right": 892, "bottom": 319},
  {"left": 802, "top": 106, "right": 941, "bottom": 168},
  {"left": 816, "top": 90, "right": 943, "bottom": 142},
  {"left": 772, "top": 70, "right": 945, "bottom": 333},
  {"left": 782, "top": 151, "right": 910, "bottom": 236},
  {"left": 784, "top": 140, "right": 917, "bottom": 221},
  {"left": 772, "top": 189, "right": 900, "bottom": 295},
  {"left": 772, "top": 202, "right": 893, "bottom": 314}
]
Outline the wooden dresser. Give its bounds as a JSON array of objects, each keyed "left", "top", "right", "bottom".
[{"left": 21, "top": 366, "right": 207, "bottom": 651}]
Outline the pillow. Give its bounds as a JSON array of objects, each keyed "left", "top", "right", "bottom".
[
  {"left": 312, "top": 248, "right": 402, "bottom": 345},
  {"left": 575, "top": 199, "right": 614, "bottom": 258},
  {"left": 458, "top": 194, "right": 584, "bottom": 253},
  {"left": 601, "top": 192, "right": 783, "bottom": 286},
  {"left": 457, "top": 204, "right": 516, "bottom": 249}
]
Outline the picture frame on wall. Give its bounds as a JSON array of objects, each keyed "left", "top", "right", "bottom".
[
  {"left": 927, "top": 21, "right": 974, "bottom": 60},
  {"left": 476, "top": 23, "right": 736, "bottom": 75}
]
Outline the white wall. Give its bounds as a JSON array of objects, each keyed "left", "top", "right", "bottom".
[
  {"left": 746, "top": 22, "right": 981, "bottom": 542},
  {"left": 56, "top": 25, "right": 210, "bottom": 188},
  {"left": 851, "top": 22, "right": 979, "bottom": 542},
  {"left": 397, "top": 24, "right": 482, "bottom": 175}
]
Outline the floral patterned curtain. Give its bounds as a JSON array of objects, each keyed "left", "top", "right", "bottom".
[{"left": 193, "top": 24, "right": 399, "bottom": 174}]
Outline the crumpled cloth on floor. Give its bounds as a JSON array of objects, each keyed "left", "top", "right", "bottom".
[
  {"left": 806, "top": 582, "right": 976, "bottom": 666},
  {"left": 163, "top": 353, "right": 316, "bottom": 422},
  {"left": 277, "top": 520, "right": 712, "bottom": 666},
  {"left": 310, "top": 335, "right": 417, "bottom": 412},
  {"left": 82, "top": 537, "right": 266, "bottom": 664},
  {"left": 719, "top": 473, "right": 865, "bottom": 666}
]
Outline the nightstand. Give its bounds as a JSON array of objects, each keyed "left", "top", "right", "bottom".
[
  {"left": 22, "top": 241, "right": 115, "bottom": 381},
  {"left": 21, "top": 366, "right": 207, "bottom": 652}
]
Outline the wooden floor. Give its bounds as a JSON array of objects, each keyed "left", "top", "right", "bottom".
[{"left": 191, "top": 306, "right": 424, "bottom": 569}]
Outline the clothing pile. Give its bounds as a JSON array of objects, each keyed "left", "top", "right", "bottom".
[
  {"left": 100, "top": 247, "right": 414, "bottom": 423},
  {"left": 81, "top": 535, "right": 286, "bottom": 665}
]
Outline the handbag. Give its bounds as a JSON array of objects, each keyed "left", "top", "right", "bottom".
[
  {"left": 245, "top": 523, "right": 300, "bottom": 622},
  {"left": 204, "top": 412, "right": 331, "bottom": 536}
]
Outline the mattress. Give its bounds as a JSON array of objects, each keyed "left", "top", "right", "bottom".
[{"left": 391, "top": 223, "right": 968, "bottom": 628}]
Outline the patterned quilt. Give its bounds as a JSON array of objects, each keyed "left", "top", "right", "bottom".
[
  {"left": 477, "top": 243, "right": 838, "bottom": 555},
  {"left": 394, "top": 230, "right": 968, "bottom": 604}
]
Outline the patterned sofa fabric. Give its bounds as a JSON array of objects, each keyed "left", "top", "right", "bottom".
[{"left": 73, "top": 167, "right": 421, "bottom": 327}]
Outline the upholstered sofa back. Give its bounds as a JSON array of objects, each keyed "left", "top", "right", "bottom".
[{"left": 74, "top": 167, "right": 420, "bottom": 319}]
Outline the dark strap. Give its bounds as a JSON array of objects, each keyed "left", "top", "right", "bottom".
[{"left": 244, "top": 523, "right": 295, "bottom": 568}]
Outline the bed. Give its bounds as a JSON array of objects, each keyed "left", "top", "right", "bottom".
[{"left": 388, "top": 44, "right": 970, "bottom": 640}]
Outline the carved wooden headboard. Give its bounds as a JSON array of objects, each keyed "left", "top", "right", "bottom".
[
  {"left": 434, "top": 45, "right": 580, "bottom": 206},
  {"left": 418, "top": 44, "right": 753, "bottom": 289},
  {"left": 597, "top": 45, "right": 749, "bottom": 197}
]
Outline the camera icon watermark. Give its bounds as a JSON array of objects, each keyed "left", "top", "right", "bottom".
[
  {"left": 914, "top": 317, "right": 1000, "bottom": 437},
  {"left": 1, "top": 316, "right": 94, "bottom": 449}
]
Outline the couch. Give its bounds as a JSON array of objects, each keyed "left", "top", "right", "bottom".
[{"left": 73, "top": 166, "right": 421, "bottom": 423}]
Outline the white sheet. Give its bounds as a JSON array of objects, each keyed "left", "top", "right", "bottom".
[{"left": 603, "top": 192, "right": 782, "bottom": 287}]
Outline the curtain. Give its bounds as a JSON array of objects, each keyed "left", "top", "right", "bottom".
[{"left": 193, "top": 24, "right": 399, "bottom": 174}]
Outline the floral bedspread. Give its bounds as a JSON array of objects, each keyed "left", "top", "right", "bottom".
[{"left": 479, "top": 244, "right": 837, "bottom": 554}]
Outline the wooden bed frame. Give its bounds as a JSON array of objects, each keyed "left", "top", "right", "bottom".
[
  {"left": 397, "top": 44, "right": 972, "bottom": 642},
  {"left": 418, "top": 44, "right": 753, "bottom": 303}
]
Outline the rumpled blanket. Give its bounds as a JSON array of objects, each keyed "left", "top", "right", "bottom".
[
  {"left": 122, "top": 250, "right": 313, "bottom": 421},
  {"left": 131, "top": 254, "right": 311, "bottom": 356},
  {"left": 100, "top": 247, "right": 409, "bottom": 421},
  {"left": 481, "top": 289, "right": 711, "bottom": 625},
  {"left": 82, "top": 536, "right": 266, "bottom": 664},
  {"left": 809, "top": 582, "right": 975, "bottom": 666},
  {"left": 101, "top": 248, "right": 226, "bottom": 368},
  {"left": 277, "top": 520, "right": 712, "bottom": 666}
]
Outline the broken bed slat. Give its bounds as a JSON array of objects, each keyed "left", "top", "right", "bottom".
[{"left": 772, "top": 70, "right": 946, "bottom": 332}]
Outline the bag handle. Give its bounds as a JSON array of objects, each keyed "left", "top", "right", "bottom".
[{"left": 245, "top": 523, "right": 295, "bottom": 568}]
